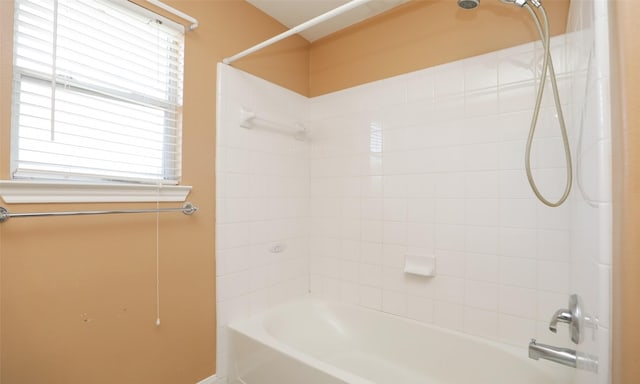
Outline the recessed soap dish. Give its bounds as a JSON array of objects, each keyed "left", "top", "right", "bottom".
[{"left": 404, "top": 254, "right": 436, "bottom": 277}]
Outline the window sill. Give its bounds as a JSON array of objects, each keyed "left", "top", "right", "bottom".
[{"left": 0, "top": 180, "right": 192, "bottom": 204}]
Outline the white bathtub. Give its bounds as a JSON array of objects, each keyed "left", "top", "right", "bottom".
[{"left": 227, "top": 297, "right": 573, "bottom": 384}]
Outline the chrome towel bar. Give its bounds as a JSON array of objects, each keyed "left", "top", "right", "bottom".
[{"left": 0, "top": 202, "right": 198, "bottom": 223}]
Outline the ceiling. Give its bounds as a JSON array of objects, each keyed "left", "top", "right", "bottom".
[{"left": 246, "top": 0, "right": 410, "bottom": 42}]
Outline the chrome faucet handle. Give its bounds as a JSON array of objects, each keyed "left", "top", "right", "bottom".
[
  {"left": 548, "top": 294, "right": 582, "bottom": 344},
  {"left": 549, "top": 309, "right": 573, "bottom": 333}
]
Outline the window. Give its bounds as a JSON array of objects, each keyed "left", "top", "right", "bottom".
[{"left": 12, "top": 0, "right": 185, "bottom": 185}]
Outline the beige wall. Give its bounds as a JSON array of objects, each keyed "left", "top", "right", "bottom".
[
  {"left": 0, "top": 1, "right": 308, "bottom": 383},
  {"left": 611, "top": 1, "right": 640, "bottom": 383},
  {"left": 309, "top": 0, "right": 570, "bottom": 97}
]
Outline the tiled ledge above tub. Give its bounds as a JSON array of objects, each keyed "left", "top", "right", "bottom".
[{"left": 0, "top": 180, "right": 192, "bottom": 204}]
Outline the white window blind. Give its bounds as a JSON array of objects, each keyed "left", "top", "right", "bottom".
[{"left": 12, "top": 0, "right": 185, "bottom": 185}]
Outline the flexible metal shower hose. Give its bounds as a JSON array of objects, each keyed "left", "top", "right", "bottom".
[{"left": 523, "top": 3, "right": 573, "bottom": 207}]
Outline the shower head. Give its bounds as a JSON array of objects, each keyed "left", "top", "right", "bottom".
[{"left": 457, "top": 0, "right": 479, "bottom": 9}]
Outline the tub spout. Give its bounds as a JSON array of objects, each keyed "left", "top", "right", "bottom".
[{"left": 528, "top": 339, "right": 598, "bottom": 373}]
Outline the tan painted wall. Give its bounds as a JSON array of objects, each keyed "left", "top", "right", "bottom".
[
  {"left": 0, "top": 1, "right": 308, "bottom": 383},
  {"left": 309, "top": 0, "right": 570, "bottom": 97},
  {"left": 611, "top": 1, "right": 640, "bottom": 383}
]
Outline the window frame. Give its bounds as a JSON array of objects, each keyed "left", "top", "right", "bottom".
[{"left": 4, "top": 0, "right": 190, "bottom": 203}]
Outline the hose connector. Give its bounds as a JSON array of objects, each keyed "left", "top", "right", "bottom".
[{"left": 529, "top": 0, "right": 542, "bottom": 8}]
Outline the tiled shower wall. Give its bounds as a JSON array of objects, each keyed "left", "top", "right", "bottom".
[
  {"left": 215, "top": 63, "right": 310, "bottom": 378},
  {"left": 308, "top": 36, "right": 578, "bottom": 348},
  {"left": 566, "top": 1, "right": 612, "bottom": 383}
]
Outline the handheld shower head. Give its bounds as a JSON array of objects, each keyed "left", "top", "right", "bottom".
[
  {"left": 457, "top": 0, "right": 479, "bottom": 9},
  {"left": 499, "top": 0, "right": 529, "bottom": 7}
]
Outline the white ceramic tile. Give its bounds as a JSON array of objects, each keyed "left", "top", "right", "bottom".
[
  {"left": 537, "top": 229, "right": 571, "bottom": 261},
  {"left": 361, "top": 198, "right": 383, "bottom": 220},
  {"left": 341, "top": 239, "right": 361, "bottom": 261},
  {"left": 361, "top": 242, "right": 383, "bottom": 265},
  {"left": 536, "top": 138, "right": 569, "bottom": 169},
  {"left": 383, "top": 198, "right": 407, "bottom": 222},
  {"left": 498, "top": 84, "right": 537, "bottom": 114},
  {"left": 422, "top": 122, "right": 461, "bottom": 148},
  {"left": 465, "top": 253, "right": 499, "bottom": 283},
  {"left": 499, "top": 141, "right": 528, "bottom": 170},
  {"left": 407, "top": 198, "right": 435, "bottom": 222},
  {"left": 434, "top": 301, "right": 464, "bottom": 331},
  {"left": 499, "top": 257, "right": 537, "bottom": 289},
  {"left": 464, "top": 143, "right": 500, "bottom": 171},
  {"left": 406, "top": 174, "right": 436, "bottom": 198},
  {"left": 537, "top": 260, "right": 570, "bottom": 294},
  {"left": 499, "top": 227, "right": 537, "bottom": 259},
  {"left": 382, "top": 244, "right": 406, "bottom": 269},
  {"left": 383, "top": 151, "right": 409, "bottom": 175},
  {"left": 435, "top": 198, "right": 465, "bottom": 224},
  {"left": 499, "top": 170, "right": 532, "bottom": 199},
  {"left": 404, "top": 220, "right": 433, "bottom": 249},
  {"left": 499, "top": 199, "right": 537, "bottom": 229},
  {"left": 361, "top": 220, "right": 383, "bottom": 243},
  {"left": 500, "top": 110, "right": 534, "bottom": 142},
  {"left": 464, "top": 307, "right": 498, "bottom": 340},
  {"left": 359, "top": 285, "right": 383, "bottom": 310},
  {"left": 382, "top": 128, "right": 409, "bottom": 152},
  {"left": 359, "top": 263, "right": 382, "bottom": 287},
  {"left": 382, "top": 290, "right": 407, "bottom": 316},
  {"left": 249, "top": 265, "right": 270, "bottom": 292},
  {"left": 407, "top": 296, "right": 434, "bottom": 324},
  {"left": 465, "top": 90, "right": 499, "bottom": 118},
  {"left": 465, "top": 199, "right": 499, "bottom": 226},
  {"left": 216, "top": 223, "right": 250, "bottom": 250},
  {"left": 340, "top": 219, "right": 362, "bottom": 241},
  {"left": 217, "top": 247, "right": 251, "bottom": 276},
  {"left": 383, "top": 221, "right": 407, "bottom": 244},
  {"left": 435, "top": 224, "right": 466, "bottom": 252},
  {"left": 465, "top": 280, "right": 499, "bottom": 311},
  {"left": 217, "top": 271, "right": 251, "bottom": 301},
  {"left": 433, "top": 146, "right": 466, "bottom": 172},
  {"left": 382, "top": 266, "right": 407, "bottom": 292},
  {"left": 465, "top": 171, "right": 500, "bottom": 198},
  {"left": 405, "top": 273, "right": 436, "bottom": 298},
  {"left": 383, "top": 175, "right": 408, "bottom": 197},
  {"left": 460, "top": 116, "right": 501, "bottom": 145},
  {"left": 434, "top": 173, "right": 466, "bottom": 199},
  {"left": 434, "top": 276, "right": 465, "bottom": 304},
  {"left": 465, "top": 226, "right": 499, "bottom": 255},
  {"left": 361, "top": 175, "right": 383, "bottom": 198},
  {"left": 434, "top": 250, "right": 465, "bottom": 278},
  {"left": 499, "top": 286, "right": 537, "bottom": 319},
  {"left": 362, "top": 153, "right": 384, "bottom": 175}
]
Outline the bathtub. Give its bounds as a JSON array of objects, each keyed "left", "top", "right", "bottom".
[{"left": 227, "top": 297, "right": 573, "bottom": 384}]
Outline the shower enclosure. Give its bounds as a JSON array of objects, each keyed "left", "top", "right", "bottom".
[{"left": 215, "top": 1, "right": 612, "bottom": 383}]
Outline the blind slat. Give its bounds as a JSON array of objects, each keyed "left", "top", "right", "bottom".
[{"left": 12, "top": 0, "right": 185, "bottom": 184}]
